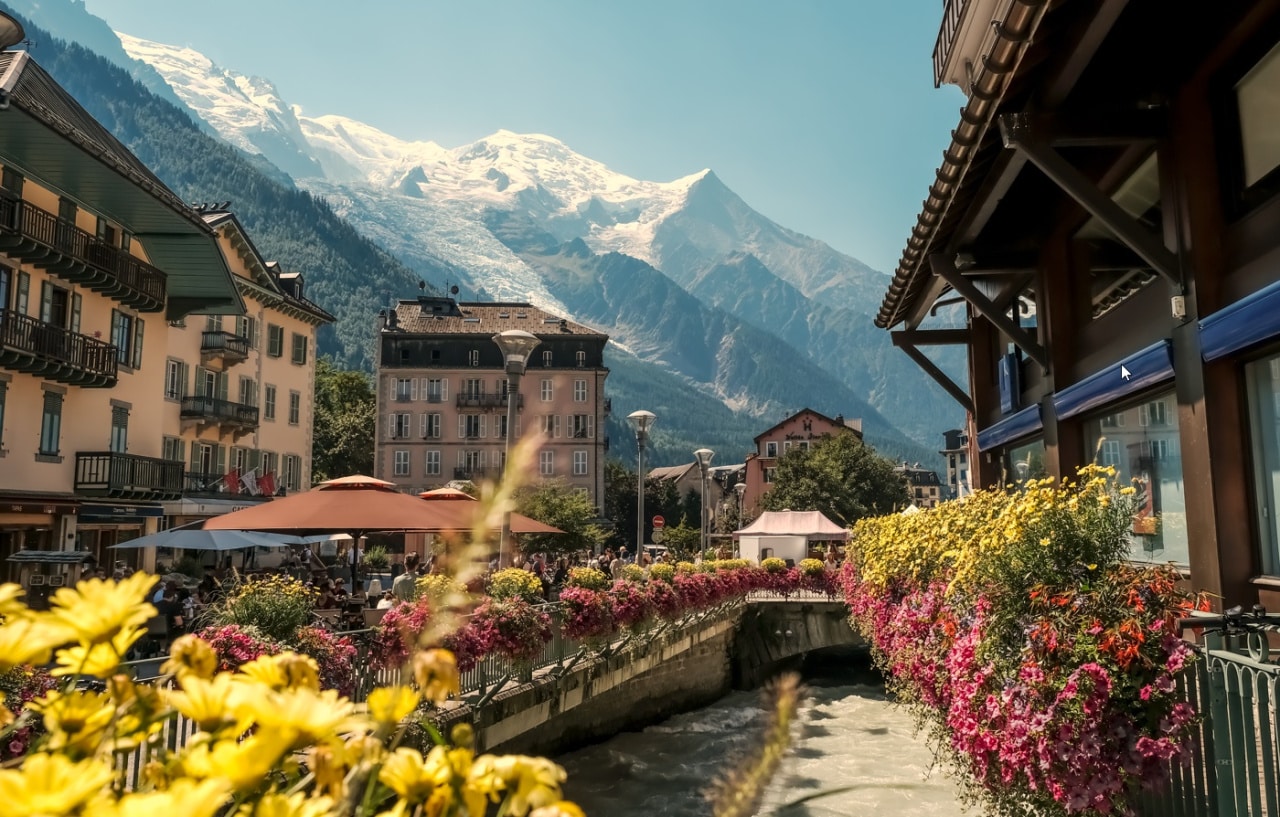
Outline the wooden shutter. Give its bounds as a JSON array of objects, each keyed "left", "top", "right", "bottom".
[
  {"left": 132, "top": 318, "right": 144, "bottom": 369},
  {"left": 70, "top": 292, "right": 81, "bottom": 334},
  {"left": 411, "top": 379, "right": 418, "bottom": 400},
  {"left": 441, "top": 378, "right": 449, "bottom": 400},
  {"left": 16, "top": 271, "right": 28, "bottom": 314},
  {"left": 216, "top": 371, "right": 228, "bottom": 401},
  {"left": 458, "top": 415, "right": 466, "bottom": 438},
  {"left": 587, "top": 415, "right": 595, "bottom": 439},
  {"left": 38, "top": 281, "right": 52, "bottom": 323},
  {"left": 388, "top": 377, "right": 397, "bottom": 401}
]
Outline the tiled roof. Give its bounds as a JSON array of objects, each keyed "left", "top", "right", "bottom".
[{"left": 389, "top": 299, "right": 606, "bottom": 337}]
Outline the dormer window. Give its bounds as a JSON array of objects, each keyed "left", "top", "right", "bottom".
[
  {"left": 468, "top": 349, "right": 480, "bottom": 367},
  {"left": 542, "top": 350, "right": 553, "bottom": 367}
]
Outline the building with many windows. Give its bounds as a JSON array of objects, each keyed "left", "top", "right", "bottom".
[
  {"left": 740, "top": 408, "right": 862, "bottom": 518},
  {"left": 939, "top": 427, "right": 972, "bottom": 499},
  {"left": 894, "top": 462, "right": 943, "bottom": 510},
  {"left": 159, "top": 211, "right": 333, "bottom": 528},
  {"left": 374, "top": 296, "right": 611, "bottom": 507},
  {"left": 0, "top": 35, "right": 244, "bottom": 578},
  {"left": 878, "top": 0, "right": 1280, "bottom": 608}
]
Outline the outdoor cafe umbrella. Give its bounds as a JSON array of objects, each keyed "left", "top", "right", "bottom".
[
  {"left": 417, "top": 490, "right": 564, "bottom": 535},
  {"left": 108, "top": 526, "right": 302, "bottom": 552}
]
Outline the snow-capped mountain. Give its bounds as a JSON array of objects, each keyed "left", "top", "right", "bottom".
[{"left": 110, "top": 30, "right": 957, "bottom": 449}]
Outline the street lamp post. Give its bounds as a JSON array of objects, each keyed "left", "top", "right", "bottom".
[
  {"left": 734, "top": 481, "right": 747, "bottom": 559},
  {"left": 694, "top": 448, "right": 715, "bottom": 557},
  {"left": 492, "top": 329, "right": 540, "bottom": 568},
  {"left": 628, "top": 410, "right": 656, "bottom": 564}
]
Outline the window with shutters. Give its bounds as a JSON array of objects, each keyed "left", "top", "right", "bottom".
[
  {"left": 283, "top": 454, "right": 302, "bottom": 489},
  {"left": 288, "top": 391, "right": 301, "bottom": 425},
  {"left": 39, "top": 390, "right": 62, "bottom": 456},
  {"left": 110, "top": 310, "right": 144, "bottom": 369},
  {"left": 541, "top": 414, "right": 561, "bottom": 438},
  {"left": 236, "top": 315, "right": 258, "bottom": 348},
  {"left": 463, "top": 378, "right": 483, "bottom": 399},
  {"left": 426, "top": 378, "right": 446, "bottom": 403},
  {"left": 164, "top": 359, "right": 186, "bottom": 400},
  {"left": 162, "top": 436, "right": 185, "bottom": 463},
  {"left": 109, "top": 405, "right": 129, "bottom": 453},
  {"left": 261, "top": 451, "right": 278, "bottom": 479},
  {"left": 392, "top": 451, "right": 411, "bottom": 477},
  {"left": 422, "top": 413, "right": 441, "bottom": 439},
  {"left": 390, "top": 413, "right": 411, "bottom": 439},
  {"left": 573, "top": 450, "right": 588, "bottom": 476},
  {"left": 39, "top": 281, "right": 71, "bottom": 328},
  {"left": 497, "top": 415, "right": 508, "bottom": 439},
  {"left": 267, "top": 324, "right": 284, "bottom": 357},
  {"left": 231, "top": 446, "right": 250, "bottom": 471},
  {"left": 540, "top": 450, "right": 555, "bottom": 476},
  {"left": 573, "top": 379, "right": 587, "bottom": 402},
  {"left": 425, "top": 450, "right": 441, "bottom": 476},
  {"left": 392, "top": 377, "right": 414, "bottom": 402},
  {"left": 240, "top": 377, "right": 258, "bottom": 407},
  {"left": 291, "top": 333, "right": 308, "bottom": 365},
  {"left": 540, "top": 379, "right": 553, "bottom": 401},
  {"left": 264, "top": 385, "right": 277, "bottom": 421},
  {"left": 571, "top": 414, "right": 593, "bottom": 439},
  {"left": 0, "top": 378, "right": 7, "bottom": 451},
  {"left": 463, "top": 414, "right": 484, "bottom": 439}
]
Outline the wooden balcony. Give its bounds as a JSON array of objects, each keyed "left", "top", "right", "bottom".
[
  {"left": 0, "top": 308, "right": 118, "bottom": 387},
  {"left": 74, "top": 452, "right": 184, "bottom": 500},
  {"left": 180, "top": 396, "right": 259, "bottom": 434},
  {"left": 200, "top": 330, "right": 250, "bottom": 367},
  {"left": 0, "top": 196, "right": 166, "bottom": 312},
  {"left": 933, "top": 0, "right": 968, "bottom": 88}
]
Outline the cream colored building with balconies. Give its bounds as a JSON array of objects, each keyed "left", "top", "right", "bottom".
[
  {"left": 0, "top": 41, "right": 242, "bottom": 580},
  {"left": 374, "top": 296, "right": 611, "bottom": 508},
  {"left": 160, "top": 211, "right": 333, "bottom": 528}
]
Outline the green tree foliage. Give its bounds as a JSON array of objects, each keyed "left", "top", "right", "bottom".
[
  {"left": 660, "top": 516, "right": 701, "bottom": 560},
  {"left": 515, "top": 479, "right": 608, "bottom": 557},
  {"left": 311, "top": 358, "right": 375, "bottom": 481},
  {"left": 760, "top": 433, "right": 910, "bottom": 526}
]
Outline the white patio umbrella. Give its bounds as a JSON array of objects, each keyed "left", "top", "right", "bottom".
[{"left": 109, "top": 527, "right": 302, "bottom": 552}]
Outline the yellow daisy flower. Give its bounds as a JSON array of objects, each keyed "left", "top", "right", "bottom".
[
  {"left": 32, "top": 688, "right": 116, "bottom": 756},
  {"left": 234, "top": 790, "right": 335, "bottom": 817},
  {"left": 366, "top": 685, "right": 420, "bottom": 726},
  {"left": 181, "top": 732, "right": 293, "bottom": 792},
  {"left": 0, "top": 753, "right": 115, "bottom": 817},
  {"left": 379, "top": 747, "right": 450, "bottom": 802},
  {"left": 84, "top": 778, "right": 230, "bottom": 817},
  {"left": 237, "top": 652, "right": 320, "bottom": 692},
  {"left": 165, "top": 674, "right": 239, "bottom": 733},
  {"left": 0, "top": 616, "right": 64, "bottom": 671},
  {"left": 411, "top": 649, "right": 460, "bottom": 704},
  {"left": 236, "top": 686, "right": 368, "bottom": 748},
  {"left": 530, "top": 803, "right": 586, "bottom": 817},
  {"left": 0, "top": 582, "right": 26, "bottom": 618},
  {"left": 45, "top": 572, "right": 157, "bottom": 646},
  {"left": 52, "top": 627, "right": 145, "bottom": 679},
  {"left": 161, "top": 635, "right": 218, "bottom": 680}
]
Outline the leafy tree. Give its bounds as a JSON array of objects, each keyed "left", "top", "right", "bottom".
[
  {"left": 515, "top": 480, "right": 609, "bottom": 557},
  {"left": 761, "top": 433, "right": 909, "bottom": 526},
  {"left": 601, "top": 459, "right": 687, "bottom": 551},
  {"left": 311, "top": 358, "right": 375, "bottom": 481},
  {"left": 660, "top": 516, "right": 701, "bottom": 560}
]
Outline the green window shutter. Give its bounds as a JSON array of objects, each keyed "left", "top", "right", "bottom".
[
  {"left": 217, "top": 372, "right": 228, "bottom": 402},
  {"left": 39, "top": 280, "right": 52, "bottom": 324},
  {"left": 132, "top": 318, "right": 144, "bottom": 369},
  {"left": 16, "top": 271, "right": 28, "bottom": 314},
  {"left": 70, "top": 292, "right": 81, "bottom": 334},
  {"left": 215, "top": 445, "right": 226, "bottom": 475},
  {"left": 180, "top": 362, "right": 188, "bottom": 398}
]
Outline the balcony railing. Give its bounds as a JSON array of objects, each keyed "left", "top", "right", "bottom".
[
  {"left": 74, "top": 452, "right": 184, "bottom": 500},
  {"left": 199, "top": 331, "right": 250, "bottom": 363},
  {"left": 933, "top": 0, "right": 967, "bottom": 87},
  {"left": 0, "top": 196, "right": 166, "bottom": 312},
  {"left": 180, "top": 396, "right": 259, "bottom": 431},
  {"left": 455, "top": 393, "right": 523, "bottom": 409},
  {"left": 0, "top": 308, "right": 117, "bottom": 387},
  {"left": 453, "top": 466, "right": 489, "bottom": 481}
]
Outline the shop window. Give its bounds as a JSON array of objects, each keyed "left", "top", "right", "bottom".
[
  {"left": 1083, "top": 392, "right": 1188, "bottom": 566},
  {"left": 1237, "top": 42, "right": 1280, "bottom": 190},
  {"left": 1005, "top": 439, "right": 1047, "bottom": 484},
  {"left": 1247, "top": 354, "right": 1280, "bottom": 574}
]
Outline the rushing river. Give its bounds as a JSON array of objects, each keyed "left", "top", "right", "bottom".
[{"left": 557, "top": 653, "right": 967, "bottom": 817}]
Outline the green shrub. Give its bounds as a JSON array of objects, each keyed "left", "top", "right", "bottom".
[
  {"left": 213, "top": 574, "right": 316, "bottom": 642},
  {"left": 487, "top": 568, "right": 544, "bottom": 603},
  {"left": 172, "top": 554, "right": 204, "bottom": 580},
  {"left": 363, "top": 544, "right": 391, "bottom": 572},
  {"left": 799, "top": 558, "right": 825, "bottom": 576},
  {"left": 566, "top": 566, "right": 610, "bottom": 591},
  {"left": 761, "top": 557, "right": 788, "bottom": 574},
  {"left": 648, "top": 563, "right": 675, "bottom": 583}
]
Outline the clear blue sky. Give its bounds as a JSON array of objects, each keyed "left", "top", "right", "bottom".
[{"left": 85, "top": 0, "right": 963, "bottom": 276}]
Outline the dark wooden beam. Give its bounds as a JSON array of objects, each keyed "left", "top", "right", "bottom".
[
  {"left": 904, "top": 275, "right": 950, "bottom": 331},
  {"left": 891, "top": 328, "right": 971, "bottom": 346},
  {"left": 1040, "top": 0, "right": 1131, "bottom": 107},
  {"left": 951, "top": 151, "right": 1029, "bottom": 250},
  {"left": 894, "top": 342, "right": 973, "bottom": 414},
  {"left": 1010, "top": 109, "right": 1164, "bottom": 148},
  {"left": 930, "top": 254, "right": 1049, "bottom": 369},
  {"left": 999, "top": 114, "right": 1181, "bottom": 284}
]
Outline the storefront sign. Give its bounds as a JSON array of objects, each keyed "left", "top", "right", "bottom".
[
  {"left": 2, "top": 502, "right": 76, "bottom": 515},
  {"left": 79, "top": 504, "right": 164, "bottom": 520}
]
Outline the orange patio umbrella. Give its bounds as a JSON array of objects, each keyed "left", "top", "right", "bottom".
[{"left": 417, "top": 490, "right": 564, "bottom": 535}]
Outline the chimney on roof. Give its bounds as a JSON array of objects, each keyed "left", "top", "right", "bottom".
[{"left": 559, "top": 319, "right": 569, "bottom": 332}]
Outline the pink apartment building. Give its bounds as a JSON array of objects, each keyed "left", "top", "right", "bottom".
[
  {"left": 741, "top": 408, "right": 863, "bottom": 518},
  {"left": 373, "top": 296, "right": 611, "bottom": 508}
]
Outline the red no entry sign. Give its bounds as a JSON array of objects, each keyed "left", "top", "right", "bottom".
[{"left": 652, "top": 515, "right": 665, "bottom": 529}]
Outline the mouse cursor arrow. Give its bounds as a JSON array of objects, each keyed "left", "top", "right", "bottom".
[{"left": 1120, "top": 366, "right": 1132, "bottom": 381}]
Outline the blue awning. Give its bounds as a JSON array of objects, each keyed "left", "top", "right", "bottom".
[
  {"left": 1053, "top": 340, "right": 1174, "bottom": 421},
  {"left": 977, "top": 403, "right": 1043, "bottom": 452},
  {"left": 1200, "top": 279, "right": 1280, "bottom": 362}
]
